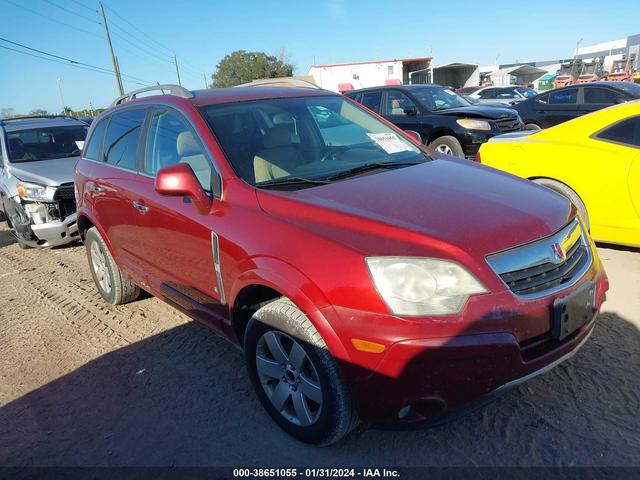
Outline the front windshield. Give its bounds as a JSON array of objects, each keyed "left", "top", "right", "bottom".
[
  {"left": 6, "top": 125, "right": 88, "bottom": 163},
  {"left": 411, "top": 87, "right": 472, "bottom": 111},
  {"left": 515, "top": 87, "right": 538, "bottom": 98},
  {"left": 200, "top": 95, "right": 431, "bottom": 188}
]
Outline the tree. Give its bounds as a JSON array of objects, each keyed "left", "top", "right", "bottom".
[
  {"left": 29, "top": 109, "right": 50, "bottom": 116},
  {"left": 0, "top": 108, "right": 16, "bottom": 119},
  {"left": 211, "top": 50, "right": 294, "bottom": 88}
]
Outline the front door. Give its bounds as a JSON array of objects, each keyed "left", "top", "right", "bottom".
[
  {"left": 131, "top": 106, "right": 226, "bottom": 331},
  {"left": 536, "top": 87, "right": 581, "bottom": 128}
]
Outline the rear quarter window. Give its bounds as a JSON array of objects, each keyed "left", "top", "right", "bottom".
[
  {"left": 83, "top": 117, "right": 108, "bottom": 161},
  {"left": 594, "top": 116, "right": 640, "bottom": 148}
]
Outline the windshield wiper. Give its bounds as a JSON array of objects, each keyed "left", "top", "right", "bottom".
[
  {"left": 257, "top": 176, "right": 331, "bottom": 188},
  {"left": 325, "top": 160, "right": 423, "bottom": 181}
]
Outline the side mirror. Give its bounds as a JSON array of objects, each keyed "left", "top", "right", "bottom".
[
  {"left": 404, "top": 130, "right": 422, "bottom": 144},
  {"left": 155, "top": 163, "right": 212, "bottom": 215},
  {"left": 403, "top": 106, "right": 417, "bottom": 116}
]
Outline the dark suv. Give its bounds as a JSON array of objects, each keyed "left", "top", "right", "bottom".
[
  {"left": 344, "top": 84, "right": 523, "bottom": 159},
  {"left": 76, "top": 84, "right": 607, "bottom": 445}
]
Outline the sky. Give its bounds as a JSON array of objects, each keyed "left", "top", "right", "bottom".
[{"left": 1, "top": 0, "right": 639, "bottom": 114}]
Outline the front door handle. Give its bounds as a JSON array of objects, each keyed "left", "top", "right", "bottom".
[
  {"left": 132, "top": 201, "right": 149, "bottom": 214},
  {"left": 87, "top": 183, "right": 104, "bottom": 193}
]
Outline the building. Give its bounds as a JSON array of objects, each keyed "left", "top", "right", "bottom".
[{"left": 308, "top": 57, "right": 432, "bottom": 93}]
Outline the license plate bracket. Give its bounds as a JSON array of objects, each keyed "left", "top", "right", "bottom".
[{"left": 552, "top": 281, "right": 596, "bottom": 341}]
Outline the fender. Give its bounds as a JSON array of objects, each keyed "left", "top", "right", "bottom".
[
  {"left": 229, "top": 256, "right": 352, "bottom": 363},
  {"left": 76, "top": 207, "right": 116, "bottom": 256}
]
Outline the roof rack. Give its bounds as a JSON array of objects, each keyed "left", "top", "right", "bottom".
[
  {"left": 111, "top": 84, "right": 194, "bottom": 107},
  {"left": 235, "top": 78, "right": 321, "bottom": 89},
  {"left": 0, "top": 115, "right": 83, "bottom": 126}
]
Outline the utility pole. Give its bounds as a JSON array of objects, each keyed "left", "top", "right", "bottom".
[
  {"left": 202, "top": 72, "right": 208, "bottom": 89},
  {"left": 99, "top": 2, "right": 124, "bottom": 96},
  {"left": 173, "top": 54, "right": 182, "bottom": 86}
]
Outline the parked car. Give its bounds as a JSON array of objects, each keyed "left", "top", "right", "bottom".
[
  {"left": 344, "top": 85, "right": 524, "bottom": 158},
  {"left": 0, "top": 116, "right": 88, "bottom": 248},
  {"left": 454, "top": 86, "right": 483, "bottom": 96},
  {"left": 76, "top": 84, "right": 608, "bottom": 445},
  {"left": 469, "top": 86, "right": 539, "bottom": 105},
  {"left": 478, "top": 100, "right": 640, "bottom": 247},
  {"left": 511, "top": 81, "right": 640, "bottom": 130}
]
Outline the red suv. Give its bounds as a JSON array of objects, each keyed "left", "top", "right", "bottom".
[{"left": 76, "top": 84, "right": 608, "bottom": 445}]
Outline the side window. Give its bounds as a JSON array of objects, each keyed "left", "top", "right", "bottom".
[
  {"left": 83, "top": 117, "right": 108, "bottom": 161},
  {"left": 384, "top": 91, "right": 417, "bottom": 116},
  {"left": 496, "top": 89, "right": 518, "bottom": 99},
  {"left": 595, "top": 117, "right": 640, "bottom": 148},
  {"left": 145, "top": 108, "right": 219, "bottom": 195},
  {"left": 103, "top": 109, "right": 146, "bottom": 169},
  {"left": 360, "top": 91, "right": 382, "bottom": 113},
  {"left": 479, "top": 89, "right": 496, "bottom": 99},
  {"left": 549, "top": 88, "right": 578, "bottom": 104},
  {"left": 584, "top": 87, "right": 624, "bottom": 105},
  {"left": 535, "top": 93, "right": 550, "bottom": 104}
]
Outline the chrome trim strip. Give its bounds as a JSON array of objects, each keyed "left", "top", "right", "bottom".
[
  {"left": 211, "top": 231, "right": 225, "bottom": 304},
  {"left": 486, "top": 218, "right": 593, "bottom": 300}
]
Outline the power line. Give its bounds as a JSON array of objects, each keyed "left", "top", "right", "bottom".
[
  {"left": 43, "top": 0, "right": 100, "bottom": 24},
  {"left": 68, "top": 0, "right": 96, "bottom": 12},
  {"left": 2, "top": 0, "right": 103, "bottom": 40},
  {"left": 0, "top": 44, "right": 150, "bottom": 88},
  {"left": 0, "top": 36, "right": 154, "bottom": 85},
  {"left": 103, "top": 2, "right": 174, "bottom": 55}
]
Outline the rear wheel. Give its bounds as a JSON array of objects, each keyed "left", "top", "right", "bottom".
[
  {"left": 429, "top": 135, "right": 464, "bottom": 157},
  {"left": 533, "top": 178, "right": 590, "bottom": 229},
  {"left": 85, "top": 227, "right": 140, "bottom": 305},
  {"left": 244, "top": 298, "right": 357, "bottom": 445}
]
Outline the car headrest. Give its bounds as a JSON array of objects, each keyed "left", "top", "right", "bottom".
[
  {"left": 8, "top": 138, "right": 25, "bottom": 159},
  {"left": 176, "top": 131, "right": 200, "bottom": 156},
  {"left": 263, "top": 126, "right": 292, "bottom": 149}
]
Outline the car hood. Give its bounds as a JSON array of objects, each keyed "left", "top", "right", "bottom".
[
  {"left": 256, "top": 158, "right": 573, "bottom": 259},
  {"left": 432, "top": 104, "right": 518, "bottom": 119},
  {"left": 8, "top": 156, "right": 79, "bottom": 187}
]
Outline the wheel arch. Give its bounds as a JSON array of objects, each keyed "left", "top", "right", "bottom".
[
  {"left": 426, "top": 127, "right": 459, "bottom": 145},
  {"left": 76, "top": 210, "right": 117, "bottom": 256},
  {"left": 229, "top": 260, "right": 350, "bottom": 362}
]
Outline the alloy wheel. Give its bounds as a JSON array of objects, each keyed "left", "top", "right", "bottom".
[
  {"left": 436, "top": 144, "right": 453, "bottom": 155},
  {"left": 255, "top": 331, "right": 323, "bottom": 426},
  {"left": 90, "top": 241, "right": 111, "bottom": 294}
]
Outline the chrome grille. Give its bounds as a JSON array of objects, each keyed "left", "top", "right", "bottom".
[
  {"left": 486, "top": 219, "right": 591, "bottom": 298},
  {"left": 53, "top": 183, "right": 77, "bottom": 218},
  {"left": 495, "top": 116, "right": 522, "bottom": 133}
]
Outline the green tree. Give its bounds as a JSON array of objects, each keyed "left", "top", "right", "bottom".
[
  {"left": 211, "top": 50, "right": 294, "bottom": 88},
  {"left": 29, "top": 108, "right": 50, "bottom": 116}
]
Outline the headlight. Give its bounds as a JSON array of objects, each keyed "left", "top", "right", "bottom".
[
  {"left": 16, "top": 182, "right": 56, "bottom": 202},
  {"left": 456, "top": 118, "right": 492, "bottom": 131},
  {"left": 366, "top": 257, "right": 488, "bottom": 316}
]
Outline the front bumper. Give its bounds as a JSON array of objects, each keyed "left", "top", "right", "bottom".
[
  {"left": 28, "top": 213, "right": 79, "bottom": 247},
  {"left": 324, "top": 258, "right": 608, "bottom": 424}
]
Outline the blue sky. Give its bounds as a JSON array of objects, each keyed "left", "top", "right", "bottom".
[{"left": 1, "top": 0, "right": 639, "bottom": 113}]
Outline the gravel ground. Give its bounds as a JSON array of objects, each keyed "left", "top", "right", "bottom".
[{"left": 0, "top": 221, "right": 638, "bottom": 467}]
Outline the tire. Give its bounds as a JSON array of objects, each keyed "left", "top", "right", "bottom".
[
  {"left": 429, "top": 135, "right": 465, "bottom": 157},
  {"left": 533, "top": 178, "right": 590, "bottom": 229},
  {"left": 17, "top": 240, "right": 30, "bottom": 250},
  {"left": 244, "top": 298, "right": 357, "bottom": 446},
  {"left": 525, "top": 123, "right": 542, "bottom": 131},
  {"left": 85, "top": 227, "right": 140, "bottom": 305}
]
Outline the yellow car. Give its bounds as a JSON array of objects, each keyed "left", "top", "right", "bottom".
[{"left": 478, "top": 100, "right": 640, "bottom": 247}]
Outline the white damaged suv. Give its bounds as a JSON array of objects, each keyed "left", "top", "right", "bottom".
[{"left": 0, "top": 116, "right": 88, "bottom": 248}]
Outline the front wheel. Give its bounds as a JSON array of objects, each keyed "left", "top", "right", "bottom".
[
  {"left": 244, "top": 298, "right": 357, "bottom": 445},
  {"left": 429, "top": 135, "right": 465, "bottom": 157},
  {"left": 525, "top": 123, "right": 542, "bottom": 131},
  {"left": 85, "top": 227, "right": 140, "bottom": 305}
]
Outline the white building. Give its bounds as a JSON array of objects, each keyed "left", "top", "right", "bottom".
[{"left": 308, "top": 57, "right": 432, "bottom": 93}]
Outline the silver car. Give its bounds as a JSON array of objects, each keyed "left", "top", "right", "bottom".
[
  {"left": 0, "top": 116, "right": 88, "bottom": 248},
  {"left": 469, "top": 86, "right": 539, "bottom": 105}
]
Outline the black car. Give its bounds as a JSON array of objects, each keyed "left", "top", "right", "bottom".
[
  {"left": 344, "top": 85, "right": 523, "bottom": 159},
  {"left": 512, "top": 81, "right": 640, "bottom": 130}
]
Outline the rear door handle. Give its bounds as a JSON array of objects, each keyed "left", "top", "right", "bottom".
[
  {"left": 87, "top": 184, "right": 104, "bottom": 192},
  {"left": 132, "top": 201, "right": 149, "bottom": 214}
]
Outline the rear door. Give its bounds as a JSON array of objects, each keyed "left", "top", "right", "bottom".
[
  {"left": 131, "top": 106, "right": 226, "bottom": 331},
  {"left": 82, "top": 108, "right": 148, "bottom": 281},
  {"left": 580, "top": 86, "right": 627, "bottom": 115},
  {"left": 534, "top": 87, "right": 580, "bottom": 127}
]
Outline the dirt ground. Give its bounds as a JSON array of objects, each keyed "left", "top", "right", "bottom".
[{"left": 0, "top": 221, "right": 638, "bottom": 467}]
